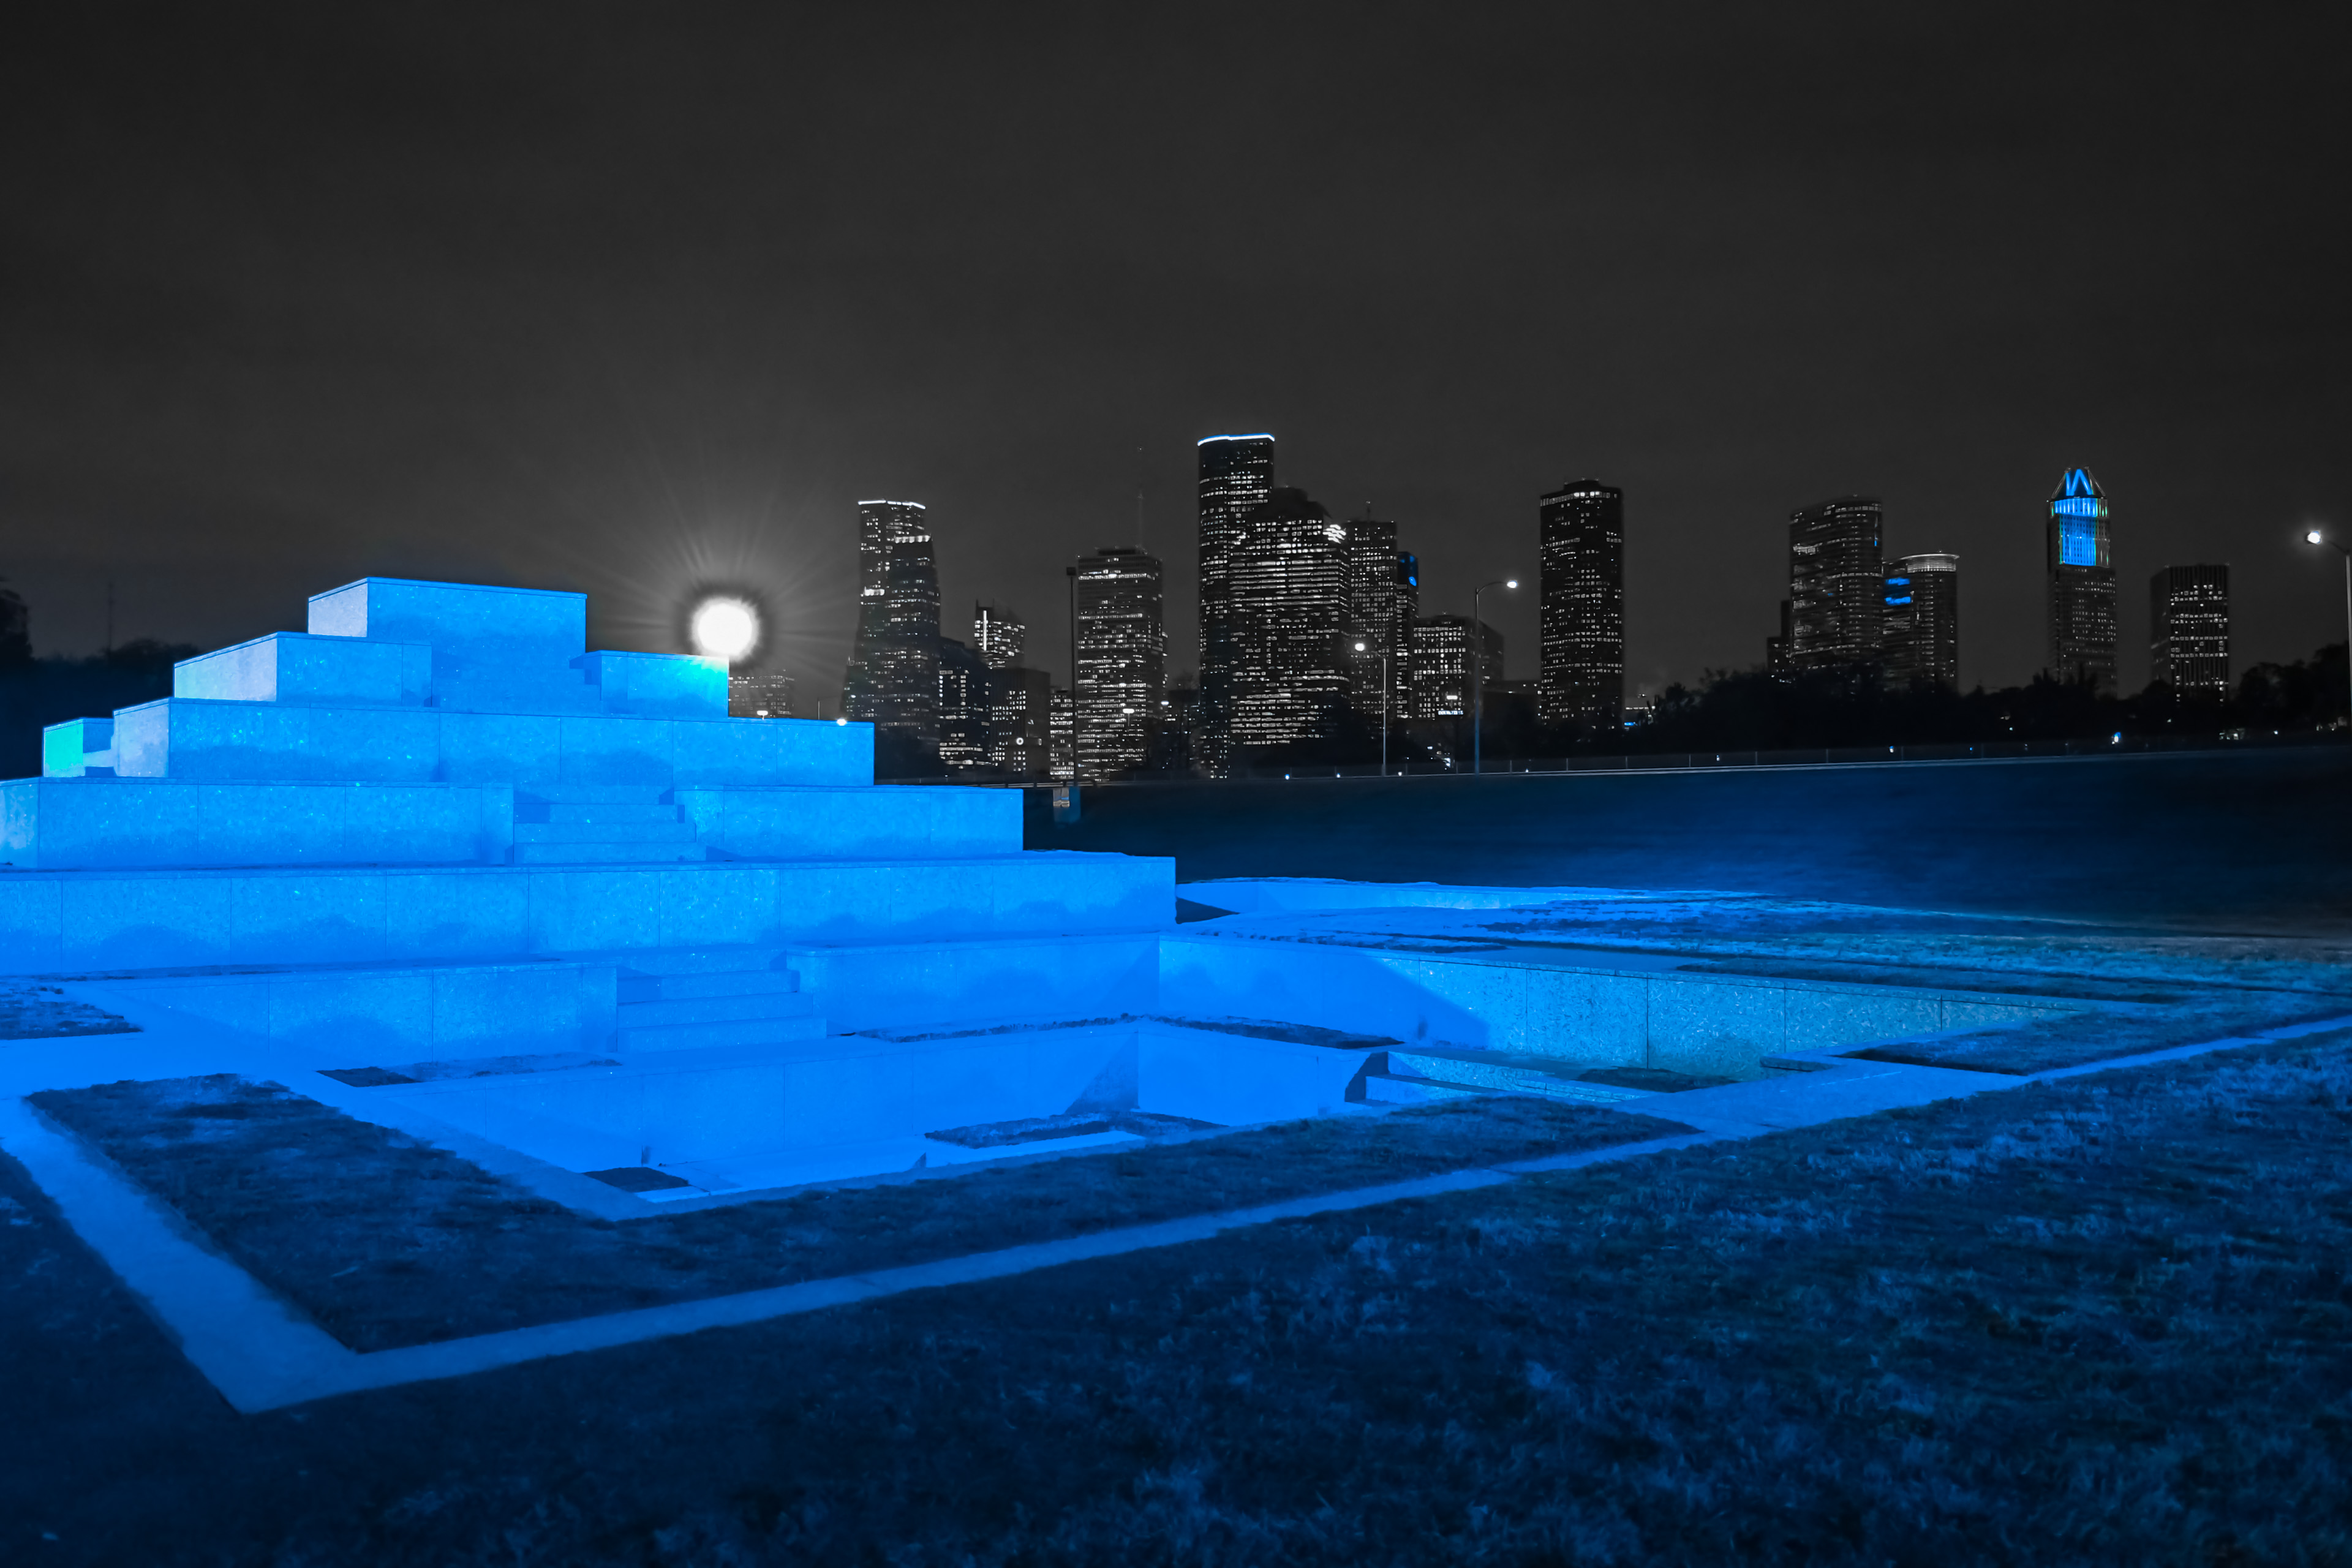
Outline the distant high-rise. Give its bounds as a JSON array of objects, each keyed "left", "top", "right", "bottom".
[
  {"left": 1882, "top": 553, "right": 1960, "bottom": 690},
  {"left": 843, "top": 499, "right": 940, "bottom": 742},
  {"left": 1072, "top": 546, "right": 1166, "bottom": 778},
  {"left": 973, "top": 601, "right": 1024, "bottom": 671},
  {"left": 1787, "top": 496, "right": 1884, "bottom": 670},
  {"left": 727, "top": 668, "right": 796, "bottom": 718},
  {"left": 988, "top": 665, "right": 1053, "bottom": 776},
  {"left": 1393, "top": 550, "right": 1420, "bottom": 715},
  {"left": 1196, "top": 434, "right": 1275, "bottom": 773},
  {"left": 1229, "top": 486, "right": 1349, "bottom": 750},
  {"left": 2150, "top": 564, "right": 2231, "bottom": 699},
  {"left": 1409, "top": 615, "right": 1502, "bottom": 720},
  {"left": 1537, "top": 480, "right": 1625, "bottom": 725},
  {"left": 2047, "top": 468, "right": 2117, "bottom": 693},
  {"left": 937, "top": 637, "right": 991, "bottom": 769},
  {"left": 1341, "top": 511, "right": 1413, "bottom": 722}
]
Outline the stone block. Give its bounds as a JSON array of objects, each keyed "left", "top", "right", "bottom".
[
  {"left": 308, "top": 577, "right": 587, "bottom": 669},
  {"left": 42, "top": 718, "right": 113, "bottom": 778},
  {"left": 173, "top": 633, "right": 432, "bottom": 707},
  {"left": 577, "top": 650, "right": 728, "bottom": 719}
]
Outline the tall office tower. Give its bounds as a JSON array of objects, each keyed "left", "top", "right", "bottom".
[
  {"left": 1537, "top": 480, "right": 1626, "bottom": 726},
  {"left": 2046, "top": 467, "right": 2117, "bottom": 693},
  {"left": 842, "top": 499, "right": 941, "bottom": 741},
  {"left": 1229, "top": 487, "right": 1350, "bottom": 750},
  {"left": 1881, "top": 552, "right": 1961, "bottom": 690},
  {"left": 1072, "top": 546, "right": 1166, "bottom": 778},
  {"left": 1787, "top": 496, "right": 1885, "bottom": 670},
  {"left": 727, "top": 667, "right": 796, "bottom": 718},
  {"left": 2150, "top": 564, "right": 2231, "bottom": 699},
  {"left": 936, "top": 637, "right": 992, "bottom": 769},
  {"left": 1765, "top": 600, "right": 1792, "bottom": 675},
  {"left": 1196, "top": 434, "right": 1276, "bottom": 772},
  {"left": 1341, "top": 511, "right": 1395, "bottom": 716},
  {"left": 1409, "top": 614, "right": 1503, "bottom": 720},
  {"left": 1392, "top": 550, "right": 1420, "bottom": 714},
  {"left": 1048, "top": 687, "right": 1075, "bottom": 780},
  {"left": 987, "top": 664, "right": 1053, "bottom": 775},
  {"left": 973, "top": 601, "right": 1025, "bottom": 670}
]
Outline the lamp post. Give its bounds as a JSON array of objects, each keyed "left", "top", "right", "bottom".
[
  {"left": 2309, "top": 529, "right": 2352, "bottom": 723},
  {"left": 1355, "top": 640, "right": 1389, "bottom": 774},
  {"left": 1470, "top": 578, "right": 1517, "bottom": 775}
]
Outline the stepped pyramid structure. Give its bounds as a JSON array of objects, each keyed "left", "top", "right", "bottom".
[{"left": 2, "top": 578, "right": 1170, "bottom": 1068}]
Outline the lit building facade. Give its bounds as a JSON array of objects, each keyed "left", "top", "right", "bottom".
[
  {"left": 937, "top": 637, "right": 990, "bottom": 769},
  {"left": 1229, "top": 487, "right": 1349, "bottom": 750},
  {"left": 1537, "top": 479, "right": 1625, "bottom": 725},
  {"left": 2046, "top": 467, "right": 2117, "bottom": 693},
  {"left": 1881, "top": 552, "right": 1959, "bottom": 690},
  {"left": 727, "top": 668, "right": 796, "bottom": 718},
  {"left": 843, "top": 499, "right": 941, "bottom": 742},
  {"left": 1342, "top": 513, "right": 1414, "bottom": 724},
  {"left": 1195, "top": 434, "right": 1275, "bottom": 773},
  {"left": 2150, "top": 563, "right": 2230, "bottom": 699},
  {"left": 1072, "top": 546, "right": 1166, "bottom": 778},
  {"left": 1787, "top": 496, "right": 1883, "bottom": 670},
  {"left": 973, "top": 601, "right": 1024, "bottom": 671},
  {"left": 1409, "top": 614, "right": 1502, "bottom": 720}
]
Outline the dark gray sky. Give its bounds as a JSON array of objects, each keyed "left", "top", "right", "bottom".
[{"left": 4, "top": 2, "right": 2346, "bottom": 703}]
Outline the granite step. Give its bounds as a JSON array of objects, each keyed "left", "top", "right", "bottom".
[
  {"left": 617, "top": 1012, "right": 829, "bottom": 1052},
  {"left": 1382, "top": 1046, "right": 1658, "bottom": 1106},
  {"left": 513, "top": 821, "right": 698, "bottom": 844},
  {"left": 509, "top": 840, "right": 709, "bottom": 865},
  {"left": 616, "top": 992, "right": 818, "bottom": 1028},
  {"left": 616, "top": 970, "right": 801, "bottom": 1004},
  {"left": 519, "top": 802, "right": 687, "bottom": 826}
]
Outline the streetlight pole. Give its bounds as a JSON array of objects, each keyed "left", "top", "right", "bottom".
[
  {"left": 2309, "top": 529, "right": 2352, "bottom": 723},
  {"left": 1470, "top": 578, "right": 1517, "bottom": 775}
]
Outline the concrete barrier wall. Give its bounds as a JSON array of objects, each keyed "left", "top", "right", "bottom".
[
  {"left": 0, "top": 851, "right": 1175, "bottom": 973},
  {"left": 110, "top": 698, "right": 873, "bottom": 788},
  {"left": 1, "top": 777, "right": 515, "bottom": 870},
  {"left": 91, "top": 960, "right": 617, "bottom": 1060},
  {"left": 1161, "top": 933, "right": 2092, "bottom": 1073}
]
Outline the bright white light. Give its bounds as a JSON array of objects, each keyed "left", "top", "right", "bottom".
[
  {"left": 689, "top": 597, "right": 759, "bottom": 663},
  {"left": 1354, "top": 641, "right": 1366, "bottom": 651},
  {"left": 1506, "top": 579, "right": 1518, "bottom": 589},
  {"left": 835, "top": 717, "right": 847, "bottom": 726},
  {"left": 2311, "top": 529, "right": 2328, "bottom": 545}
]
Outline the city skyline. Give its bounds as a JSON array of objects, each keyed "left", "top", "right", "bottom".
[{"left": 2, "top": 9, "right": 2342, "bottom": 710}]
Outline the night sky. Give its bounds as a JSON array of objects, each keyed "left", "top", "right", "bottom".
[{"left": 5, "top": 3, "right": 2346, "bottom": 705}]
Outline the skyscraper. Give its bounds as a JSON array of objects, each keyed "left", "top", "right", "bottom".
[
  {"left": 1229, "top": 486, "right": 1349, "bottom": 750},
  {"left": 1881, "top": 552, "right": 1959, "bottom": 690},
  {"left": 1787, "top": 496, "right": 1884, "bottom": 670},
  {"left": 1341, "top": 511, "right": 1412, "bottom": 722},
  {"left": 1392, "top": 549, "right": 1420, "bottom": 717},
  {"left": 2150, "top": 564, "right": 2230, "bottom": 699},
  {"left": 1409, "top": 615, "right": 1502, "bottom": 720},
  {"left": 843, "top": 500, "right": 941, "bottom": 743},
  {"left": 1072, "top": 546, "right": 1166, "bottom": 778},
  {"left": 973, "top": 601, "right": 1023, "bottom": 671},
  {"left": 2047, "top": 467, "right": 2116, "bottom": 693},
  {"left": 937, "top": 637, "right": 990, "bottom": 769},
  {"left": 1196, "top": 434, "right": 1275, "bottom": 773},
  {"left": 727, "top": 667, "right": 796, "bottom": 717},
  {"left": 1537, "top": 479, "right": 1626, "bottom": 725}
]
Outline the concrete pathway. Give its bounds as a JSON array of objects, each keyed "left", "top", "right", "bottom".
[{"left": 6, "top": 1006, "right": 2348, "bottom": 1415}]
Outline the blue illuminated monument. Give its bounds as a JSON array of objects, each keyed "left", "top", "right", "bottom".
[
  {"left": 4, "top": 576, "right": 1166, "bottom": 1035},
  {"left": 2046, "top": 467, "right": 2116, "bottom": 693}
]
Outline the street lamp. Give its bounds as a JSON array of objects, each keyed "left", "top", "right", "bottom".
[
  {"left": 2309, "top": 528, "right": 2352, "bottom": 723},
  {"left": 1470, "top": 578, "right": 1517, "bottom": 775},
  {"left": 1355, "top": 639, "right": 1389, "bottom": 774}
]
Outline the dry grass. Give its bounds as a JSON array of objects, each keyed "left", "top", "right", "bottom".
[{"left": 29, "top": 1077, "right": 1685, "bottom": 1350}]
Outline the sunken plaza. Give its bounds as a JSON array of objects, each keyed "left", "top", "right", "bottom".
[{"left": 3, "top": 574, "right": 2350, "bottom": 1564}]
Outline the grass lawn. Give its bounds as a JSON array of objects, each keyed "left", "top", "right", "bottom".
[
  {"left": 6, "top": 1028, "right": 2351, "bottom": 1564},
  {"left": 29, "top": 1078, "right": 1688, "bottom": 1350}
]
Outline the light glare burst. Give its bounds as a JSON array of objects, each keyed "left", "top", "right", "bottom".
[{"left": 690, "top": 595, "right": 760, "bottom": 663}]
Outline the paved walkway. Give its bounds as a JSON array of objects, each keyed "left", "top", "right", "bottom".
[{"left": 7, "top": 1003, "right": 2348, "bottom": 1415}]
